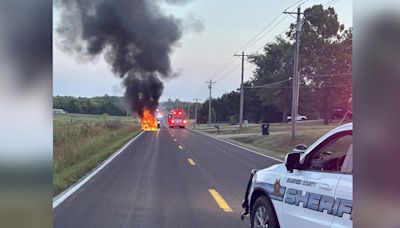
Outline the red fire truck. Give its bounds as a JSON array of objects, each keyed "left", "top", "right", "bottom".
[{"left": 168, "top": 109, "right": 187, "bottom": 128}]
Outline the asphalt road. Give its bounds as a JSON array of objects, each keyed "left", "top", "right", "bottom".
[{"left": 54, "top": 119, "right": 280, "bottom": 228}]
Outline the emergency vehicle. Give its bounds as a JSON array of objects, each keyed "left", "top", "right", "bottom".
[
  {"left": 168, "top": 109, "right": 188, "bottom": 128},
  {"left": 242, "top": 123, "right": 352, "bottom": 228}
]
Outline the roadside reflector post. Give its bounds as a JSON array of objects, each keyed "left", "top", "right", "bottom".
[{"left": 214, "top": 124, "right": 220, "bottom": 135}]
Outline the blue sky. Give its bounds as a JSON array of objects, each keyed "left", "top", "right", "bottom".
[{"left": 53, "top": 0, "right": 353, "bottom": 102}]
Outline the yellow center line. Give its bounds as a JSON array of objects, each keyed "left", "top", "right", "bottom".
[
  {"left": 208, "top": 189, "right": 233, "bottom": 212},
  {"left": 187, "top": 158, "right": 195, "bottom": 166}
]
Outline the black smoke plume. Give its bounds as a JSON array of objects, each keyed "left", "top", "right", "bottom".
[{"left": 55, "top": 0, "right": 188, "bottom": 116}]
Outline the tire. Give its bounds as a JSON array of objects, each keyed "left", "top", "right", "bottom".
[{"left": 250, "top": 196, "right": 280, "bottom": 228}]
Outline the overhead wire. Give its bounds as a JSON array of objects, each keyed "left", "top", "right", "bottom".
[
  {"left": 235, "top": 0, "right": 307, "bottom": 54},
  {"left": 214, "top": 62, "right": 242, "bottom": 82},
  {"left": 242, "top": 15, "right": 291, "bottom": 53},
  {"left": 234, "top": 14, "right": 285, "bottom": 54},
  {"left": 209, "top": 56, "right": 237, "bottom": 80},
  {"left": 207, "top": 0, "right": 314, "bottom": 96},
  {"left": 327, "top": 0, "right": 342, "bottom": 7},
  {"left": 245, "top": 78, "right": 293, "bottom": 89},
  {"left": 304, "top": 72, "right": 352, "bottom": 77},
  {"left": 247, "top": 84, "right": 352, "bottom": 90},
  {"left": 214, "top": 2, "right": 299, "bottom": 83},
  {"left": 213, "top": 86, "right": 232, "bottom": 94},
  {"left": 324, "top": 0, "right": 338, "bottom": 6},
  {"left": 244, "top": 72, "right": 352, "bottom": 89}
]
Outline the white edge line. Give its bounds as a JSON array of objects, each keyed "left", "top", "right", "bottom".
[
  {"left": 188, "top": 128, "right": 284, "bottom": 162},
  {"left": 53, "top": 131, "right": 144, "bottom": 209}
]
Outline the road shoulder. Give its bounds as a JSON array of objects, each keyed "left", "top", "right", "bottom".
[
  {"left": 53, "top": 131, "right": 144, "bottom": 209},
  {"left": 188, "top": 128, "right": 284, "bottom": 162}
]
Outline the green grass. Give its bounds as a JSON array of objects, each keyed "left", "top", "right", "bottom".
[
  {"left": 53, "top": 112, "right": 135, "bottom": 123},
  {"left": 198, "top": 120, "right": 341, "bottom": 135},
  {"left": 53, "top": 113, "right": 141, "bottom": 196},
  {"left": 214, "top": 122, "right": 339, "bottom": 159}
]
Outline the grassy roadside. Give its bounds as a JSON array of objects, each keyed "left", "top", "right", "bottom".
[
  {"left": 226, "top": 128, "right": 333, "bottom": 159},
  {"left": 197, "top": 122, "right": 340, "bottom": 160},
  {"left": 196, "top": 120, "right": 332, "bottom": 135},
  {"left": 53, "top": 113, "right": 141, "bottom": 196}
]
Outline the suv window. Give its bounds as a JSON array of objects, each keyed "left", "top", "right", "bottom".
[{"left": 304, "top": 131, "right": 352, "bottom": 173}]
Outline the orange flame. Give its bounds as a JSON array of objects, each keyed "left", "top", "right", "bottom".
[{"left": 141, "top": 109, "right": 158, "bottom": 131}]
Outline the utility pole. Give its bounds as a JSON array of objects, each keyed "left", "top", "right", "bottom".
[
  {"left": 234, "top": 52, "right": 252, "bottom": 133},
  {"left": 194, "top": 98, "right": 198, "bottom": 129},
  {"left": 284, "top": 6, "right": 303, "bottom": 140},
  {"left": 206, "top": 80, "right": 216, "bottom": 127},
  {"left": 188, "top": 103, "right": 191, "bottom": 119}
]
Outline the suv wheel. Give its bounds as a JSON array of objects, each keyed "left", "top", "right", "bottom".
[{"left": 250, "top": 196, "right": 279, "bottom": 228}]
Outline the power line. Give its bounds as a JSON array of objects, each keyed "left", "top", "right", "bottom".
[
  {"left": 286, "top": 0, "right": 310, "bottom": 11},
  {"left": 245, "top": 78, "right": 293, "bottom": 89},
  {"left": 213, "top": 86, "right": 231, "bottom": 93},
  {"left": 214, "top": 62, "right": 241, "bottom": 82},
  {"left": 244, "top": 73, "right": 351, "bottom": 89},
  {"left": 324, "top": 0, "right": 339, "bottom": 6},
  {"left": 304, "top": 72, "right": 352, "bottom": 78},
  {"left": 255, "top": 29, "right": 290, "bottom": 53},
  {"left": 323, "top": 0, "right": 335, "bottom": 5},
  {"left": 251, "top": 84, "right": 352, "bottom": 89},
  {"left": 235, "top": 14, "right": 285, "bottom": 53},
  {"left": 235, "top": 0, "right": 307, "bottom": 54},
  {"left": 242, "top": 15, "right": 291, "bottom": 53},
  {"left": 208, "top": 0, "right": 314, "bottom": 102},
  {"left": 211, "top": 0, "right": 309, "bottom": 83},
  {"left": 209, "top": 56, "right": 237, "bottom": 80},
  {"left": 327, "top": 0, "right": 342, "bottom": 6}
]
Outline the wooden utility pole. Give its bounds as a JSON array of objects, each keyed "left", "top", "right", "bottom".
[
  {"left": 284, "top": 6, "right": 303, "bottom": 140},
  {"left": 194, "top": 98, "right": 198, "bottom": 129},
  {"left": 234, "top": 52, "right": 252, "bottom": 133},
  {"left": 206, "top": 80, "right": 215, "bottom": 127},
  {"left": 188, "top": 103, "right": 191, "bottom": 119}
]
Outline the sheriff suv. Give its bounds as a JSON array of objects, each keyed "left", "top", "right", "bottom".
[{"left": 242, "top": 123, "right": 352, "bottom": 228}]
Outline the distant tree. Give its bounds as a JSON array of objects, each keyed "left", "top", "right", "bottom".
[
  {"left": 53, "top": 95, "right": 127, "bottom": 116},
  {"left": 250, "top": 4, "right": 352, "bottom": 124},
  {"left": 250, "top": 37, "right": 294, "bottom": 123},
  {"left": 287, "top": 5, "right": 352, "bottom": 124}
]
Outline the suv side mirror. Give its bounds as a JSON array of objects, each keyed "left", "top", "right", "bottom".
[
  {"left": 285, "top": 152, "right": 301, "bottom": 172},
  {"left": 293, "top": 144, "right": 308, "bottom": 153}
]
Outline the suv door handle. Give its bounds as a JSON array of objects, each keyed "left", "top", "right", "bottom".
[{"left": 318, "top": 183, "right": 334, "bottom": 190}]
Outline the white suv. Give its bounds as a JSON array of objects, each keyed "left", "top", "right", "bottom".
[{"left": 242, "top": 123, "right": 352, "bottom": 228}]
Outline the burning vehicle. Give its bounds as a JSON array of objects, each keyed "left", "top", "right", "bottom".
[{"left": 141, "top": 110, "right": 158, "bottom": 131}]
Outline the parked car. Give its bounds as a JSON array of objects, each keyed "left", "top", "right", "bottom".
[{"left": 287, "top": 114, "right": 308, "bottom": 122}]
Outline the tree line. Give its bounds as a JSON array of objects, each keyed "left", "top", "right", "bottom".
[
  {"left": 54, "top": 95, "right": 128, "bottom": 116},
  {"left": 196, "top": 5, "right": 352, "bottom": 124}
]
